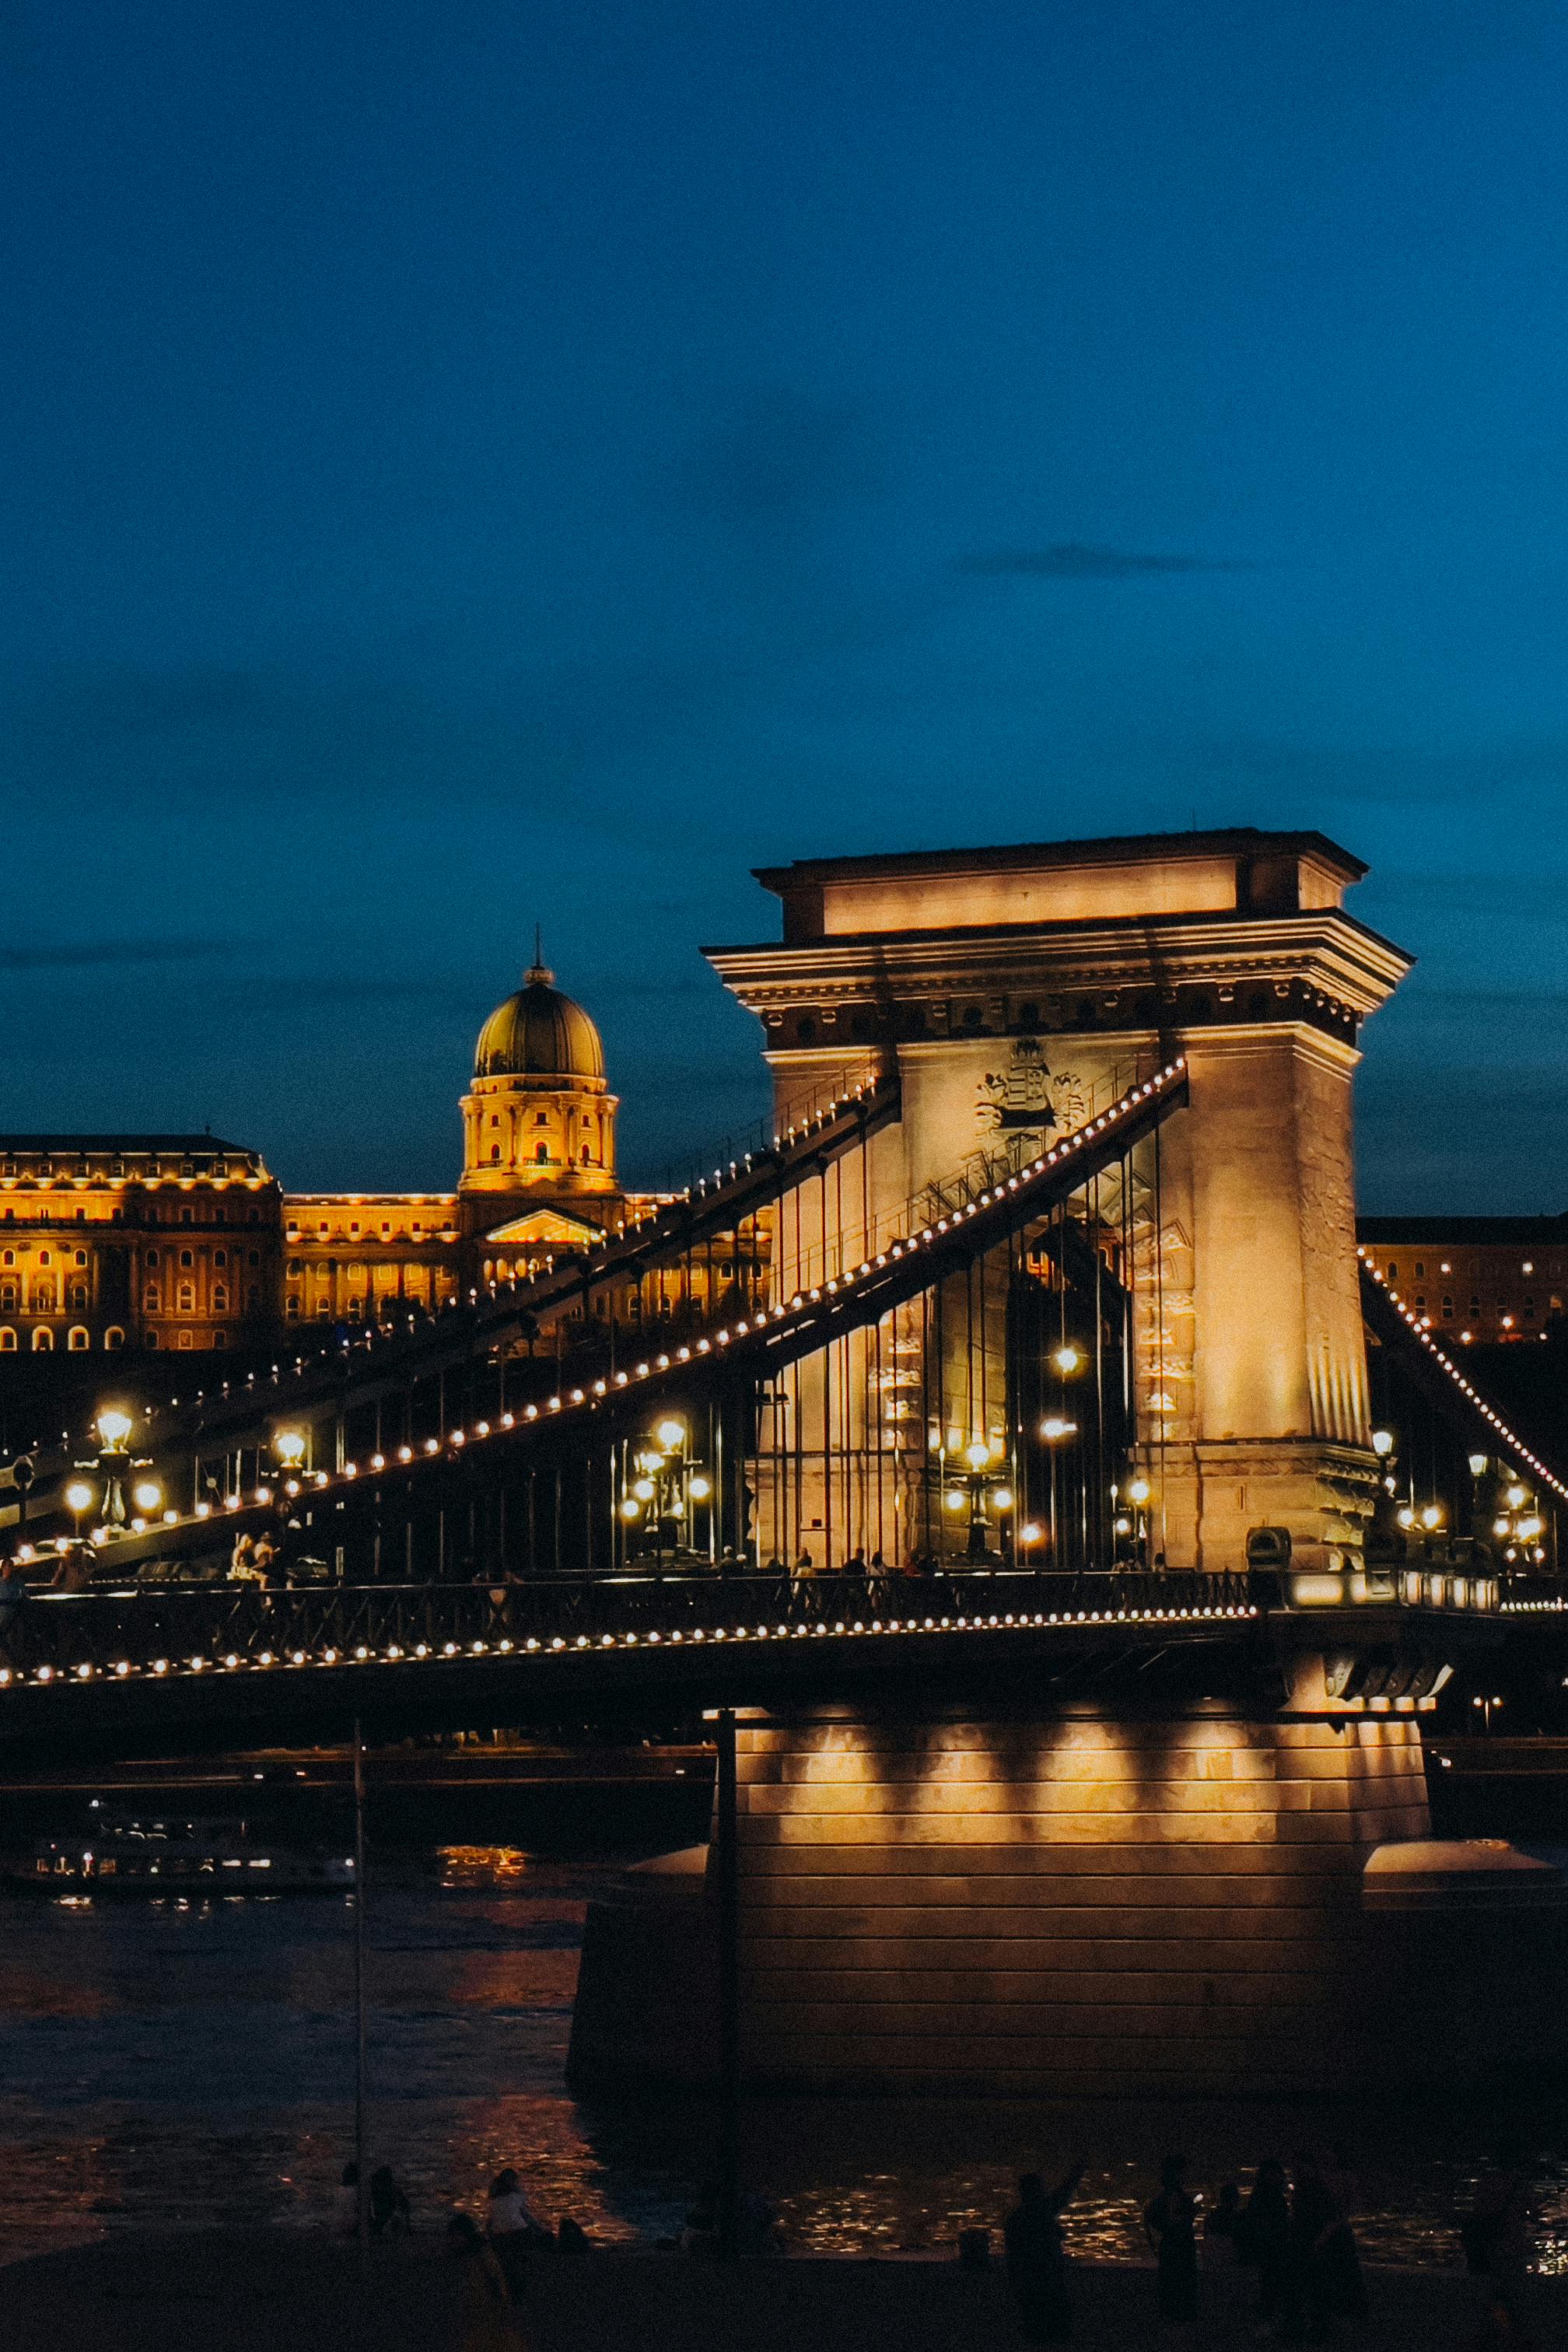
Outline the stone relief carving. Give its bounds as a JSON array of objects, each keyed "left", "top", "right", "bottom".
[{"left": 974, "top": 1039, "right": 1088, "bottom": 1147}]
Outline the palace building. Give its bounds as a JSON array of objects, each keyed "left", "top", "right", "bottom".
[{"left": 0, "top": 954, "right": 646, "bottom": 1359}]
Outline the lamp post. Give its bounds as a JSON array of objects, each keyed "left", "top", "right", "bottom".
[{"left": 94, "top": 1406, "right": 135, "bottom": 1530}]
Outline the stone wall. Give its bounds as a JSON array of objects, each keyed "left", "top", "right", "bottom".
[{"left": 731, "top": 1703, "right": 1428, "bottom": 2096}]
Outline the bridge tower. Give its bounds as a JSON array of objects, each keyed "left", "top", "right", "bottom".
[{"left": 707, "top": 828, "right": 1411, "bottom": 1582}]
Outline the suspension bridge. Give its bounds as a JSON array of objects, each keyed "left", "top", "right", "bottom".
[{"left": 5, "top": 826, "right": 1566, "bottom": 2096}]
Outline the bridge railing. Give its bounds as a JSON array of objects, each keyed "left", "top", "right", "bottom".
[{"left": 0, "top": 1568, "right": 1259, "bottom": 1686}]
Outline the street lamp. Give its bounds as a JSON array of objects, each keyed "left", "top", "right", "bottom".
[
  {"left": 273, "top": 1430, "right": 307, "bottom": 1472},
  {"left": 64, "top": 1480, "right": 94, "bottom": 1541},
  {"left": 93, "top": 1406, "right": 135, "bottom": 1530}
]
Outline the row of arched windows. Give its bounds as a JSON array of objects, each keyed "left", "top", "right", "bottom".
[{"left": 0, "top": 1325, "right": 124, "bottom": 1353}]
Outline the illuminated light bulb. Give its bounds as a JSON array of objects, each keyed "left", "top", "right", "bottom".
[
  {"left": 632, "top": 1479, "right": 655, "bottom": 1502},
  {"left": 65, "top": 1480, "right": 94, "bottom": 1516},
  {"left": 1040, "top": 1418, "right": 1076, "bottom": 1442},
  {"left": 1052, "top": 1345, "right": 1083, "bottom": 1375},
  {"left": 1396, "top": 1507, "right": 1416, "bottom": 1530},
  {"left": 1419, "top": 1505, "right": 1443, "bottom": 1531},
  {"left": 943, "top": 1490, "right": 967, "bottom": 1513},
  {"left": 132, "top": 1481, "right": 163, "bottom": 1514},
  {"left": 1370, "top": 1430, "right": 1395, "bottom": 1458},
  {"left": 1507, "top": 1485, "right": 1528, "bottom": 1510},
  {"left": 620, "top": 1499, "right": 641, "bottom": 1521},
  {"left": 1128, "top": 1479, "right": 1151, "bottom": 1505},
  {"left": 273, "top": 1430, "right": 306, "bottom": 1469},
  {"left": 425, "top": 1438, "right": 439, "bottom": 1454},
  {"left": 964, "top": 1440, "right": 991, "bottom": 1472},
  {"left": 688, "top": 1475, "right": 712, "bottom": 1500},
  {"left": 989, "top": 1488, "right": 1013, "bottom": 1511}
]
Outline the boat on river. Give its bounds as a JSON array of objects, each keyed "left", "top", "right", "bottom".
[{"left": 3, "top": 1811, "right": 356, "bottom": 1895}]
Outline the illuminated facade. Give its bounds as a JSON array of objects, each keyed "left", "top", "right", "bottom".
[
  {"left": 1357, "top": 1215, "right": 1568, "bottom": 1342},
  {"left": 0, "top": 957, "right": 690, "bottom": 1359},
  {"left": 0, "top": 1136, "right": 281, "bottom": 1355}
]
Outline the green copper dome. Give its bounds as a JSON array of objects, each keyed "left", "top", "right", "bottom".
[{"left": 474, "top": 961, "right": 605, "bottom": 1082}]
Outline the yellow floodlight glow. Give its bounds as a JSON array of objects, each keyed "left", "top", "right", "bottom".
[
  {"left": 131, "top": 1481, "right": 163, "bottom": 1514},
  {"left": 273, "top": 1430, "right": 307, "bottom": 1469},
  {"left": 95, "top": 1408, "right": 134, "bottom": 1449},
  {"left": 1052, "top": 1345, "right": 1083, "bottom": 1375},
  {"left": 943, "top": 1490, "right": 967, "bottom": 1513},
  {"left": 1127, "top": 1478, "right": 1151, "bottom": 1504},
  {"left": 964, "top": 1440, "right": 991, "bottom": 1472},
  {"left": 64, "top": 1481, "right": 94, "bottom": 1516},
  {"left": 656, "top": 1419, "right": 685, "bottom": 1450},
  {"left": 688, "top": 1475, "right": 712, "bottom": 1500}
]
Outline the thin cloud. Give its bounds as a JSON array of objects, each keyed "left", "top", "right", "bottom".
[
  {"left": 954, "top": 543, "right": 1251, "bottom": 580},
  {"left": 0, "top": 938, "right": 240, "bottom": 971}
]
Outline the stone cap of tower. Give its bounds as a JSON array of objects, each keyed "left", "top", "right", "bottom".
[{"left": 748, "top": 828, "right": 1366, "bottom": 943}]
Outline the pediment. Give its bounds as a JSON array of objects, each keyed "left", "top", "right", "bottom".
[{"left": 485, "top": 1207, "right": 605, "bottom": 1247}]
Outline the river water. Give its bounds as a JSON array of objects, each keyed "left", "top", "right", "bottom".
[{"left": 2, "top": 1814, "right": 1566, "bottom": 2275}]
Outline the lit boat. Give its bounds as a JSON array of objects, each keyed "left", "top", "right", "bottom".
[{"left": 3, "top": 1811, "right": 356, "bottom": 1895}]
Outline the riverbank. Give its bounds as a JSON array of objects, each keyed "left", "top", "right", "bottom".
[{"left": 1, "top": 2232, "right": 1560, "bottom": 2352}]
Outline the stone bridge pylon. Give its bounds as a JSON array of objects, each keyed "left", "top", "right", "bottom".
[{"left": 707, "top": 826, "right": 1411, "bottom": 1585}]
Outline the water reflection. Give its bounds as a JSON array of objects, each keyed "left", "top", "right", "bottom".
[
  {"left": 437, "top": 1846, "right": 530, "bottom": 1890},
  {"left": 0, "top": 1853, "right": 1565, "bottom": 2276}
]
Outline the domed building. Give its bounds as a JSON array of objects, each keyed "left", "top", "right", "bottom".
[{"left": 457, "top": 953, "right": 624, "bottom": 1264}]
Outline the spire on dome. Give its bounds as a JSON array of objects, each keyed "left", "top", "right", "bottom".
[{"left": 527, "top": 923, "right": 553, "bottom": 987}]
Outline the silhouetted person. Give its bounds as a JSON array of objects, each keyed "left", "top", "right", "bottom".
[
  {"left": 1289, "top": 2150, "right": 1364, "bottom": 2339},
  {"left": 1463, "top": 2145, "right": 1531, "bottom": 2298},
  {"left": 486, "top": 2165, "right": 545, "bottom": 2295},
  {"left": 1004, "top": 2163, "right": 1084, "bottom": 2343},
  {"left": 1144, "top": 2155, "right": 1199, "bottom": 2322},
  {"left": 446, "top": 2213, "right": 513, "bottom": 2351},
  {"left": 370, "top": 2164, "right": 411, "bottom": 2238},
  {"left": 1237, "top": 2159, "right": 1292, "bottom": 2327},
  {"left": 0, "top": 1557, "right": 26, "bottom": 1652}
]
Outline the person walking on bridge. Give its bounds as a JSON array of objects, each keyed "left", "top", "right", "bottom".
[{"left": 1003, "top": 2162, "right": 1085, "bottom": 2343}]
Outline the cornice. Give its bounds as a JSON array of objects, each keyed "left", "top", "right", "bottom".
[{"left": 705, "top": 909, "right": 1411, "bottom": 1021}]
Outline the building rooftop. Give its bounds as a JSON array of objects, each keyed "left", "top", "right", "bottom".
[
  {"left": 0, "top": 1134, "right": 255, "bottom": 1156},
  {"left": 754, "top": 825, "right": 1366, "bottom": 891},
  {"left": 1358, "top": 1214, "right": 1568, "bottom": 1244}
]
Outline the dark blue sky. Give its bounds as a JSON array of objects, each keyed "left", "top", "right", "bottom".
[{"left": 6, "top": 2, "right": 1567, "bottom": 1206}]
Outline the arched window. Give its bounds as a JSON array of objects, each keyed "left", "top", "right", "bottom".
[
  {"left": 67, "top": 1326, "right": 89, "bottom": 1351},
  {"left": 74, "top": 1249, "right": 87, "bottom": 1266},
  {"left": 580, "top": 1146, "right": 590, "bottom": 1164},
  {"left": 105, "top": 1326, "right": 124, "bottom": 1351},
  {"left": 0, "top": 1328, "right": 15, "bottom": 1352},
  {"left": 0, "top": 1286, "right": 15, "bottom": 1313},
  {"left": 491, "top": 1145, "right": 502, "bottom": 1162},
  {"left": 177, "top": 1285, "right": 194, "bottom": 1311},
  {"left": 146, "top": 1247, "right": 159, "bottom": 1265},
  {"left": 535, "top": 1143, "right": 548, "bottom": 1164},
  {"left": 180, "top": 1249, "right": 194, "bottom": 1269},
  {"left": 144, "top": 1285, "right": 161, "bottom": 1311},
  {"left": 68, "top": 1283, "right": 88, "bottom": 1311},
  {"left": 212, "top": 1285, "right": 229, "bottom": 1311},
  {"left": 31, "top": 1326, "right": 52, "bottom": 1352},
  {"left": 31, "top": 1284, "right": 54, "bottom": 1312}
]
